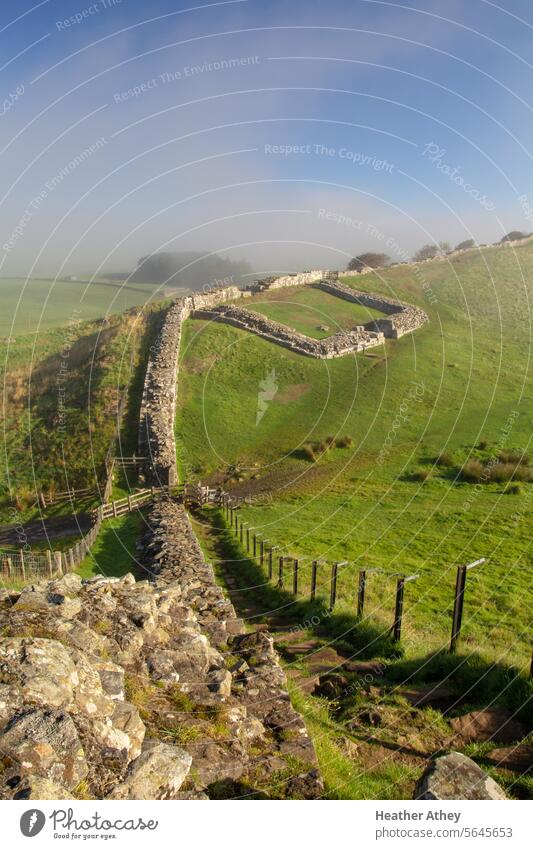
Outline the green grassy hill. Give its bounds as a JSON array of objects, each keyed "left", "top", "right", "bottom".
[
  {"left": 0, "top": 302, "right": 166, "bottom": 523},
  {"left": 176, "top": 243, "right": 533, "bottom": 668}
]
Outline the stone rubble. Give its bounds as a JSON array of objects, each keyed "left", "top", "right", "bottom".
[{"left": 0, "top": 498, "right": 322, "bottom": 800}]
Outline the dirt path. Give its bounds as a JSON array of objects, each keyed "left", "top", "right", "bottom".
[{"left": 0, "top": 512, "right": 92, "bottom": 546}]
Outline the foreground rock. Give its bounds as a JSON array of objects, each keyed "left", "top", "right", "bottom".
[
  {"left": 0, "top": 498, "right": 322, "bottom": 800},
  {"left": 415, "top": 752, "right": 507, "bottom": 800}
]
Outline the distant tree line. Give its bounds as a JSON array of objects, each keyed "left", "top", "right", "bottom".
[{"left": 346, "top": 230, "right": 531, "bottom": 270}]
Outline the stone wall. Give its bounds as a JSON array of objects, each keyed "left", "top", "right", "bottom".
[
  {"left": 316, "top": 280, "right": 429, "bottom": 339},
  {"left": 138, "top": 286, "right": 253, "bottom": 485},
  {"left": 249, "top": 270, "right": 326, "bottom": 292},
  {"left": 194, "top": 304, "right": 385, "bottom": 357},
  {"left": 0, "top": 498, "right": 322, "bottom": 799},
  {"left": 138, "top": 300, "right": 189, "bottom": 487}
]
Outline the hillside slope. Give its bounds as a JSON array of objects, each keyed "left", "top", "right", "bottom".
[{"left": 175, "top": 244, "right": 533, "bottom": 666}]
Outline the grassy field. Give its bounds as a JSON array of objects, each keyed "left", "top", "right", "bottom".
[
  {"left": 176, "top": 243, "right": 533, "bottom": 670},
  {"left": 234, "top": 286, "right": 385, "bottom": 339},
  {"left": 0, "top": 277, "right": 166, "bottom": 336}
]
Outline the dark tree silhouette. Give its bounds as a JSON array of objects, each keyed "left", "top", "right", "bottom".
[{"left": 347, "top": 252, "right": 390, "bottom": 271}]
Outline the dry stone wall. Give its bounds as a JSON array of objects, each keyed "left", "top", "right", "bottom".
[
  {"left": 316, "top": 280, "right": 428, "bottom": 339},
  {"left": 195, "top": 304, "right": 385, "bottom": 357}
]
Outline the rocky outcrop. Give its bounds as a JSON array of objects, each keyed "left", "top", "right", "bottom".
[
  {"left": 415, "top": 752, "right": 507, "bottom": 800},
  {"left": 0, "top": 500, "right": 322, "bottom": 800}
]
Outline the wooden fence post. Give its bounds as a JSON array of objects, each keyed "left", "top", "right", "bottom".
[
  {"left": 357, "top": 569, "right": 366, "bottom": 617},
  {"left": 246, "top": 525, "right": 250, "bottom": 552},
  {"left": 239, "top": 520, "right": 244, "bottom": 544},
  {"left": 392, "top": 574, "right": 419, "bottom": 642},
  {"left": 268, "top": 546, "right": 275, "bottom": 581},
  {"left": 113, "top": 499, "right": 118, "bottom": 518},
  {"left": 20, "top": 550, "right": 26, "bottom": 582},
  {"left": 450, "top": 559, "right": 484, "bottom": 652},
  {"left": 54, "top": 551, "right": 62, "bottom": 575},
  {"left": 329, "top": 562, "right": 338, "bottom": 610},
  {"left": 293, "top": 559, "right": 299, "bottom": 596},
  {"left": 6, "top": 556, "right": 12, "bottom": 578},
  {"left": 310, "top": 560, "right": 318, "bottom": 601},
  {"left": 278, "top": 556, "right": 285, "bottom": 589},
  {"left": 392, "top": 578, "right": 405, "bottom": 642},
  {"left": 253, "top": 533, "right": 257, "bottom": 558},
  {"left": 46, "top": 550, "right": 53, "bottom": 578},
  {"left": 260, "top": 539, "right": 265, "bottom": 567}
]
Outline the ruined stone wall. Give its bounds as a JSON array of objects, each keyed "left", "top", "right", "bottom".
[
  {"left": 194, "top": 304, "right": 385, "bottom": 358},
  {"left": 250, "top": 270, "right": 326, "bottom": 291}
]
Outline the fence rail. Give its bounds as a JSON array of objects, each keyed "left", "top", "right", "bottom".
[
  {"left": 38, "top": 487, "right": 94, "bottom": 509},
  {"left": 1, "top": 487, "right": 164, "bottom": 583}
]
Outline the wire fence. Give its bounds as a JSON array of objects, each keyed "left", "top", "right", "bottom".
[{"left": 184, "top": 482, "right": 489, "bottom": 655}]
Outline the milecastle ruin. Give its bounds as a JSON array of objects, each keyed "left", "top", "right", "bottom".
[{"left": 139, "top": 269, "right": 428, "bottom": 487}]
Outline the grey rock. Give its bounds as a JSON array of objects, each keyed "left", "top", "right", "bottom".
[
  {"left": 415, "top": 752, "right": 507, "bottom": 800},
  {"left": 0, "top": 708, "right": 88, "bottom": 789}
]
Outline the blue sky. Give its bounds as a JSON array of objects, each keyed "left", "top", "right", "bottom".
[{"left": 1, "top": 0, "right": 532, "bottom": 275}]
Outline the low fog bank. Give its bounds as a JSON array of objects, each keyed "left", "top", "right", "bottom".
[{"left": 130, "top": 252, "right": 253, "bottom": 291}]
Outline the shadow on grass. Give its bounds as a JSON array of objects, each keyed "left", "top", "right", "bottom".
[
  {"left": 77, "top": 512, "right": 143, "bottom": 580},
  {"left": 195, "top": 505, "right": 399, "bottom": 660},
  {"left": 196, "top": 506, "right": 533, "bottom": 719},
  {"left": 385, "top": 650, "right": 533, "bottom": 725}
]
